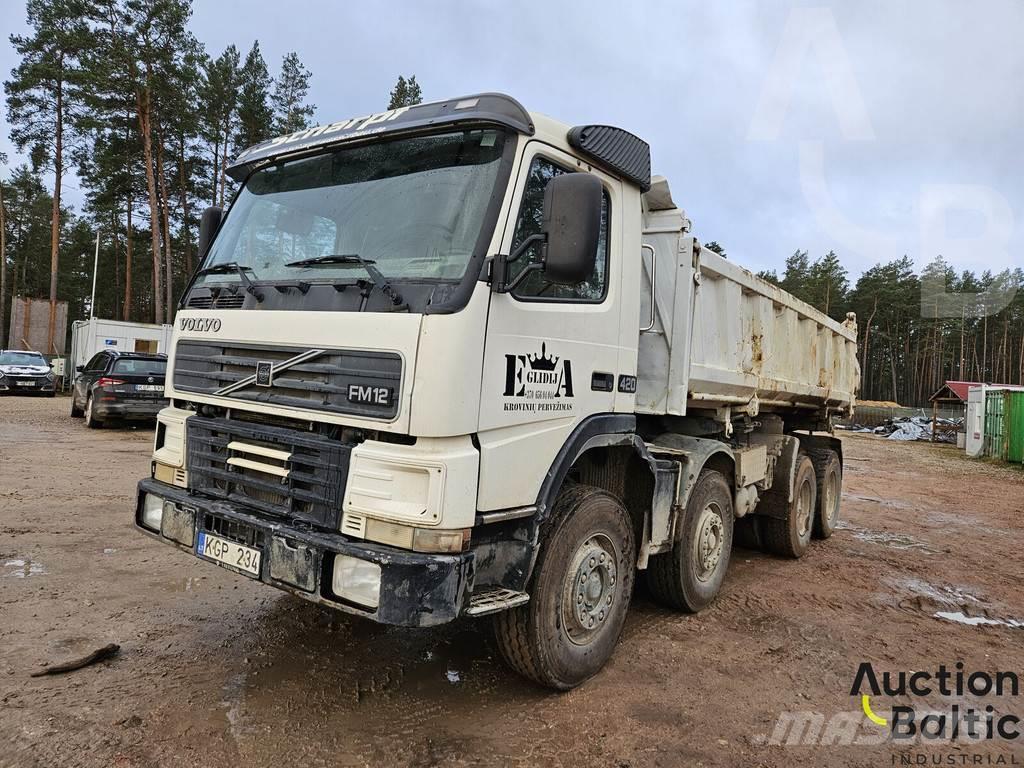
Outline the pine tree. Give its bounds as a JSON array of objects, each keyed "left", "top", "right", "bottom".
[
  {"left": 4, "top": 0, "right": 89, "bottom": 351},
  {"left": 202, "top": 45, "right": 240, "bottom": 207},
  {"left": 779, "top": 249, "right": 811, "bottom": 304},
  {"left": 704, "top": 241, "right": 726, "bottom": 258},
  {"left": 233, "top": 41, "right": 273, "bottom": 154},
  {"left": 387, "top": 74, "right": 422, "bottom": 109},
  {"left": 0, "top": 153, "right": 7, "bottom": 347},
  {"left": 272, "top": 52, "right": 314, "bottom": 134}
]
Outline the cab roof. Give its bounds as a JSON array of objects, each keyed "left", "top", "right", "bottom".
[{"left": 226, "top": 92, "right": 651, "bottom": 191}]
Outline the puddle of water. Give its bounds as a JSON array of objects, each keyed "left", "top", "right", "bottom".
[
  {"left": 445, "top": 669, "right": 461, "bottom": 684},
  {"left": 221, "top": 671, "right": 248, "bottom": 741},
  {"left": 838, "top": 522, "right": 935, "bottom": 552},
  {"left": 934, "top": 611, "right": 1024, "bottom": 629},
  {"left": 4, "top": 558, "right": 46, "bottom": 578},
  {"left": 886, "top": 577, "right": 1022, "bottom": 630}
]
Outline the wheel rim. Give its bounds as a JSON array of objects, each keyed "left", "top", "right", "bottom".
[
  {"left": 692, "top": 502, "right": 725, "bottom": 582},
  {"left": 561, "top": 533, "right": 618, "bottom": 646},
  {"left": 796, "top": 478, "right": 813, "bottom": 537}
]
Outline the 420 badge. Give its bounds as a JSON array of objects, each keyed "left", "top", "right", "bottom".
[{"left": 503, "top": 343, "right": 575, "bottom": 414}]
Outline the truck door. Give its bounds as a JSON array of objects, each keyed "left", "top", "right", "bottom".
[{"left": 477, "top": 143, "right": 624, "bottom": 511}]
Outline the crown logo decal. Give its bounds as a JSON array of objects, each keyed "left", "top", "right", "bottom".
[{"left": 527, "top": 343, "right": 560, "bottom": 372}]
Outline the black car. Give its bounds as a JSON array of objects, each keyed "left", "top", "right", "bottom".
[
  {"left": 71, "top": 350, "right": 169, "bottom": 427},
  {"left": 0, "top": 349, "right": 57, "bottom": 396}
]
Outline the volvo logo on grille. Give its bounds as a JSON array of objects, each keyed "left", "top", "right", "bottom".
[{"left": 255, "top": 361, "right": 273, "bottom": 387}]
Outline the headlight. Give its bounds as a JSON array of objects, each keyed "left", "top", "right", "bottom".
[
  {"left": 45, "top": 371, "right": 55, "bottom": 381},
  {"left": 331, "top": 555, "right": 381, "bottom": 609},
  {"left": 140, "top": 493, "right": 164, "bottom": 531}
]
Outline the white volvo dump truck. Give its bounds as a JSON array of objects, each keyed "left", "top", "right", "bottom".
[{"left": 135, "top": 93, "right": 859, "bottom": 689}]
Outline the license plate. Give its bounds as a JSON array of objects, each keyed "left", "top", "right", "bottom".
[
  {"left": 17, "top": 380, "right": 34, "bottom": 386},
  {"left": 196, "top": 531, "right": 261, "bottom": 576},
  {"left": 136, "top": 384, "right": 163, "bottom": 392}
]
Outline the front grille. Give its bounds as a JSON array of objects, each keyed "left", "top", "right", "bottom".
[
  {"left": 187, "top": 290, "right": 246, "bottom": 309},
  {"left": 173, "top": 341, "right": 401, "bottom": 419},
  {"left": 186, "top": 415, "right": 352, "bottom": 528}
]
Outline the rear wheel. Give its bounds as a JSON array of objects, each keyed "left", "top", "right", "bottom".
[
  {"left": 761, "top": 453, "right": 816, "bottom": 558},
  {"left": 493, "top": 485, "right": 635, "bottom": 690},
  {"left": 84, "top": 394, "right": 103, "bottom": 429},
  {"left": 812, "top": 450, "right": 842, "bottom": 539},
  {"left": 646, "top": 469, "right": 734, "bottom": 612}
]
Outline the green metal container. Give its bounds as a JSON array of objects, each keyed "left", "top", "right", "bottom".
[
  {"left": 1006, "top": 390, "right": 1024, "bottom": 464},
  {"left": 984, "top": 390, "right": 1006, "bottom": 460}
]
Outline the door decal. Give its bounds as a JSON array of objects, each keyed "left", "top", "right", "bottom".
[{"left": 502, "top": 342, "right": 575, "bottom": 414}]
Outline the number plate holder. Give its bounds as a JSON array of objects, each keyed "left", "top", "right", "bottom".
[{"left": 196, "top": 531, "right": 261, "bottom": 577}]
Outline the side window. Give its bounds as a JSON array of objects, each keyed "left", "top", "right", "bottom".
[
  {"left": 86, "top": 353, "right": 107, "bottom": 372},
  {"left": 508, "top": 156, "right": 610, "bottom": 302}
]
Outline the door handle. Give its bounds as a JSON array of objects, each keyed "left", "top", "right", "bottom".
[{"left": 591, "top": 372, "right": 614, "bottom": 392}]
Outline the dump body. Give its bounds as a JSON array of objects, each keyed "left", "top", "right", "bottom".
[{"left": 636, "top": 179, "right": 859, "bottom": 419}]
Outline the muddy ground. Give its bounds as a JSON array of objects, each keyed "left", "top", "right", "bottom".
[{"left": 2, "top": 396, "right": 1023, "bottom": 767}]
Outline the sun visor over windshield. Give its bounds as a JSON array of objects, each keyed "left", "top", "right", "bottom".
[{"left": 226, "top": 93, "right": 534, "bottom": 182}]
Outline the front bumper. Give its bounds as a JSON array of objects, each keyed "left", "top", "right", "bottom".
[
  {"left": 0, "top": 378, "right": 55, "bottom": 393},
  {"left": 95, "top": 398, "right": 168, "bottom": 420},
  {"left": 135, "top": 478, "right": 475, "bottom": 627}
]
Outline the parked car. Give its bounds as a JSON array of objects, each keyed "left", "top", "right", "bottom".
[
  {"left": 71, "top": 350, "right": 168, "bottom": 428},
  {"left": 0, "top": 349, "right": 56, "bottom": 396}
]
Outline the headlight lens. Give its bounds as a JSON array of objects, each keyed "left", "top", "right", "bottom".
[
  {"left": 140, "top": 493, "right": 164, "bottom": 531},
  {"left": 331, "top": 555, "right": 381, "bottom": 609}
]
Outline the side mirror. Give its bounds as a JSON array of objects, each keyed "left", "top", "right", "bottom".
[
  {"left": 197, "top": 206, "right": 223, "bottom": 261},
  {"left": 493, "top": 173, "right": 602, "bottom": 292},
  {"left": 541, "top": 173, "right": 602, "bottom": 285},
  {"left": 75, "top": 365, "right": 84, "bottom": 373}
]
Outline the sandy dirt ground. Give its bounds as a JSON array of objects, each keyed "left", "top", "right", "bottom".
[{"left": 2, "top": 395, "right": 1024, "bottom": 767}]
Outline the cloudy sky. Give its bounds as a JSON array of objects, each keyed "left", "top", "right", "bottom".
[{"left": 1, "top": 0, "right": 1021, "bottom": 279}]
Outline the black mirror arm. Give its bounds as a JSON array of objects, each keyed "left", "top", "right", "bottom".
[{"left": 492, "top": 233, "right": 547, "bottom": 292}]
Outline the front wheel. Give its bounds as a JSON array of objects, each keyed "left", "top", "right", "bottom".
[{"left": 493, "top": 485, "right": 635, "bottom": 690}]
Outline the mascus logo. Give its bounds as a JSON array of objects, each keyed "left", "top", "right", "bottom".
[{"left": 179, "top": 317, "right": 222, "bottom": 332}]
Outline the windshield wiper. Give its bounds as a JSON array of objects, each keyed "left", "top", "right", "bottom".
[
  {"left": 194, "top": 262, "right": 264, "bottom": 302},
  {"left": 285, "top": 254, "right": 406, "bottom": 310}
]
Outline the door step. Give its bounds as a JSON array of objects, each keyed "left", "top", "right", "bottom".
[{"left": 466, "top": 588, "right": 530, "bottom": 616}]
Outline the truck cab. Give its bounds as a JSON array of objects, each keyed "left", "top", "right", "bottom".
[{"left": 135, "top": 94, "right": 856, "bottom": 689}]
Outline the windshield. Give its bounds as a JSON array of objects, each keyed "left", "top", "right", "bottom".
[
  {"left": 112, "top": 358, "right": 166, "bottom": 376},
  {"left": 0, "top": 352, "right": 46, "bottom": 366},
  {"left": 198, "top": 129, "right": 508, "bottom": 286}
]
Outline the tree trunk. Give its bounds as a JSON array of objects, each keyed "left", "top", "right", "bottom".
[
  {"left": 135, "top": 77, "right": 164, "bottom": 324},
  {"left": 219, "top": 112, "right": 230, "bottom": 206},
  {"left": 178, "top": 130, "right": 194, "bottom": 275},
  {"left": 157, "top": 121, "right": 174, "bottom": 320},
  {"left": 111, "top": 207, "right": 121, "bottom": 321},
  {"left": 124, "top": 196, "right": 133, "bottom": 320},
  {"left": 0, "top": 175, "right": 7, "bottom": 348},
  {"left": 211, "top": 136, "right": 219, "bottom": 207},
  {"left": 48, "top": 58, "right": 65, "bottom": 354}
]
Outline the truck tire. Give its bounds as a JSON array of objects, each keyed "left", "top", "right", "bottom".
[
  {"left": 812, "top": 450, "right": 842, "bottom": 539},
  {"left": 84, "top": 394, "right": 103, "bottom": 429},
  {"left": 493, "top": 484, "right": 635, "bottom": 690},
  {"left": 70, "top": 394, "right": 84, "bottom": 417},
  {"left": 645, "top": 469, "right": 734, "bottom": 612},
  {"left": 760, "top": 453, "right": 816, "bottom": 558}
]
